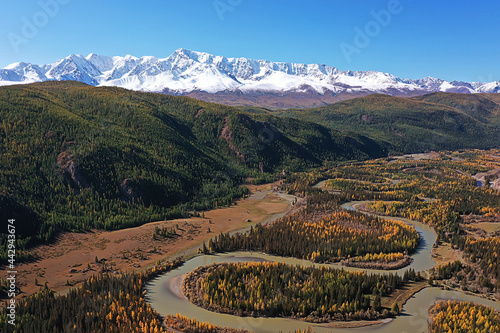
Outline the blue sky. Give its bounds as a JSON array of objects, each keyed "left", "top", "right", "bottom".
[{"left": 0, "top": 0, "right": 499, "bottom": 82}]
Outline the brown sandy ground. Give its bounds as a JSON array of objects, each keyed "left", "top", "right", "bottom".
[
  {"left": 474, "top": 167, "right": 500, "bottom": 192},
  {"left": 1, "top": 181, "right": 293, "bottom": 299},
  {"left": 392, "top": 152, "right": 441, "bottom": 161},
  {"left": 463, "top": 215, "right": 500, "bottom": 239},
  {"left": 326, "top": 318, "right": 392, "bottom": 328},
  {"left": 431, "top": 242, "right": 464, "bottom": 267},
  {"left": 352, "top": 202, "right": 377, "bottom": 215},
  {"left": 473, "top": 222, "right": 500, "bottom": 233},
  {"left": 342, "top": 255, "right": 413, "bottom": 270},
  {"left": 381, "top": 280, "right": 428, "bottom": 311}
]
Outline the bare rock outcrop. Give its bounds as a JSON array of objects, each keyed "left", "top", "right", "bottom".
[{"left": 56, "top": 143, "right": 90, "bottom": 191}]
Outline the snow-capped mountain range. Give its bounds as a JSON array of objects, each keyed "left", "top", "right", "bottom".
[{"left": 1, "top": 48, "right": 499, "bottom": 106}]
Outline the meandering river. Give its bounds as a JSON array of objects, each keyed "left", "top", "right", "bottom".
[{"left": 146, "top": 184, "right": 499, "bottom": 332}]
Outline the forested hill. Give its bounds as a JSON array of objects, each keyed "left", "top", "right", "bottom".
[
  {"left": 276, "top": 93, "right": 500, "bottom": 153},
  {"left": 0, "top": 81, "right": 384, "bottom": 257}
]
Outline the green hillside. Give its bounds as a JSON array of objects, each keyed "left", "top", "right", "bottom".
[
  {"left": 413, "top": 92, "right": 500, "bottom": 126},
  {"left": 276, "top": 93, "right": 500, "bottom": 153},
  {"left": 0, "top": 81, "right": 384, "bottom": 259}
]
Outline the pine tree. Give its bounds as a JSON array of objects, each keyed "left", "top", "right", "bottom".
[
  {"left": 391, "top": 302, "right": 400, "bottom": 315},
  {"left": 372, "top": 295, "right": 381, "bottom": 311},
  {"left": 202, "top": 241, "right": 209, "bottom": 254}
]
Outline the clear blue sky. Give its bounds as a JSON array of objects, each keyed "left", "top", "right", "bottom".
[{"left": 1, "top": 0, "right": 499, "bottom": 82}]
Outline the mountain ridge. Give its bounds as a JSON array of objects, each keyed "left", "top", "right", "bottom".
[{"left": 1, "top": 49, "right": 499, "bottom": 109}]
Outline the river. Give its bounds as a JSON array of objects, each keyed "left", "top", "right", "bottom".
[
  {"left": 146, "top": 183, "right": 499, "bottom": 333},
  {"left": 146, "top": 253, "right": 500, "bottom": 333}
]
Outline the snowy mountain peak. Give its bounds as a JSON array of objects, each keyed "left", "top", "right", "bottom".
[
  {"left": 86, "top": 53, "right": 114, "bottom": 72},
  {"left": 5, "top": 62, "right": 31, "bottom": 70},
  {"left": 1, "top": 49, "right": 499, "bottom": 98},
  {"left": 172, "top": 48, "right": 209, "bottom": 60}
]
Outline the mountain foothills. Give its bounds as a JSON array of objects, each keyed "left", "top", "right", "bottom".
[
  {"left": 276, "top": 92, "right": 500, "bottom": 153},
  {"left": 0, "top": 81, "right": 384, "bottom": 261},
  {"left": 1, "top": 49, "right": 499, "bottom": 109}
]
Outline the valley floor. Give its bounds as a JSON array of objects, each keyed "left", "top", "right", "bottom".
[{"left": 1, "top": 181, "right": 294, "bottom": 298}]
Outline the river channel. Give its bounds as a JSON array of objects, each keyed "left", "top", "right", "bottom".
[{"left": 146, "top": 184, "right": 499, "bottom": 332}]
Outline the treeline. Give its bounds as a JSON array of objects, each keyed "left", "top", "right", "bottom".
[
  {"left": 0, "top": 258, "right": 184, "bottom": 332},
  {"left": 429, "top": 300, "right": 500, "bottom": 333},
  {"left": 203, "top": 193, "right": 419, "bottom": 263},
  {"left": 351, "top": 252, "right": 406, "bottom": 263},
  {"left": 183, "top": 262, "right": 420, "bottom": 322}
]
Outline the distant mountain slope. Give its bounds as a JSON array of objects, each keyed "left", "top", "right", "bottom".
[
  {"left": 1, "top": 49, "right": 499, "bottom": 109},
  {"left": 413, "top": 92, "right": 500, "bottom": 126},
  {"left": 276, "top": 93, "right": 500, "bottom": 153},
  {"left": 0, "top": 81, "right": 384, "bottom": 258}
]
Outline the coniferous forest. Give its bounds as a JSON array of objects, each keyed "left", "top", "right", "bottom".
[
  {"left": 205, "top": 193, "right": 419, "bottom": 264},
  {"left": 429, "top": 300, "right": 500, "bottom": 333},
  {"left": 183, "top": 262, "right": 420, "bottom": 321},
  {"left": 0, "top": 81, "right": 385, "bottom": 262}
]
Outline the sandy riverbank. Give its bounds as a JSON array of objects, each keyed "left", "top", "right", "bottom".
[{"left": 167, "top": 273, "right": 187, "bottom": 300}]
